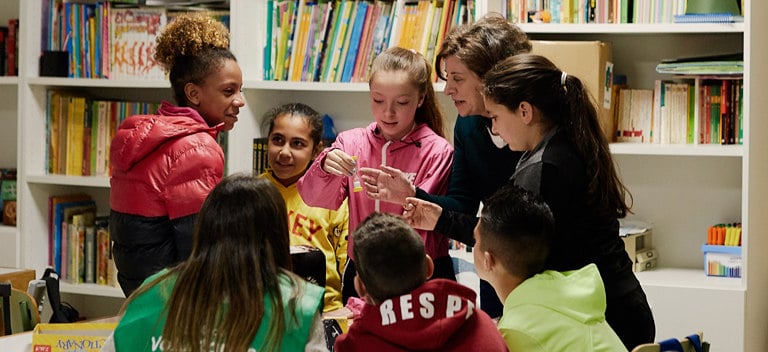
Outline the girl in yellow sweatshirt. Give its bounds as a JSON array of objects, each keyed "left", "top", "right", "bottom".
[{"left": 261, "top": 103, "right": 349, "bottom": 313}]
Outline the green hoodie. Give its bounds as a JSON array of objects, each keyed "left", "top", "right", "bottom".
[
  {"left": 498, "top": 264, "right": 627, "bottom": 352},
  {"left": 112, "top": 270, "right": 323, "bottom": 351}
]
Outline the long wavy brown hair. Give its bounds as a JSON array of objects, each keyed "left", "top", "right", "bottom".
[{"left": 435, "top": 13, "right": 531, "bottom": 81}]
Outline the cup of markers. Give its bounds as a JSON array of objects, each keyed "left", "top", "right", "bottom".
[{"left": 707, "top": 223, "right": 741, "bottom": 246}]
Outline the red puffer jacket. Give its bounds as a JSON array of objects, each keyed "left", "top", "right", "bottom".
[
  {"left": 109, "top": 101, "right": 224, "bottom": 296},
  {"left": 110, "top": 102, "right": 224, "bottom": 218}
]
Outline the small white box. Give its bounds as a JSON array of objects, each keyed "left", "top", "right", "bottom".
[
  {"left": 702, "top": 244, "right": 741, "bottom": 278},
  {"left": 634, "top": 248, "right": 658, "bottom": 272}
]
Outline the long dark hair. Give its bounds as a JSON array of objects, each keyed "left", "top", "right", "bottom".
[
  {"left": 482, "top": 54, "right": 631, "bottom": 217},
  {"left": 125, "top": 174, "right": 303, "bottom": 351}
]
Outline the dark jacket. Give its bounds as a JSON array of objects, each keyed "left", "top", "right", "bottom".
[
  {"left": 436, "top": 128, "right": 638, "bottom": 298},
  {"left": 417, "top": 115, "right": 521, "bottom": 220}
]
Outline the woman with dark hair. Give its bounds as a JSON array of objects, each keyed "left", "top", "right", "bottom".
[{"left": 404, "top": 54, "right": 656, "bottom": 350}]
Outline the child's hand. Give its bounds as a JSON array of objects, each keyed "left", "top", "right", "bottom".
[
  {"left": 322, "top": 149, "right": 357, "bottom": 176},
  {"left": 360, "top": 165, "right": 416, "bottom": 205},
  {"left": 402, "top": 197, "right": 442, "bottom": 231}
]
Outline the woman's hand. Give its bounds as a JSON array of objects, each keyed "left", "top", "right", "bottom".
[
  {"left": 359, "top": 165, "right": 416, "bottom": 204},
  {"left": 402, "top": 197, "right": 442, "bottom": 231},
  {"left": 322, "top": 149, "right": 357, "bottom": 176}
]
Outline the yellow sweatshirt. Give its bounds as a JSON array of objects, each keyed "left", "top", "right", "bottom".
[{"left": 262, "top": 172, "right": 349, "bottom": 312}]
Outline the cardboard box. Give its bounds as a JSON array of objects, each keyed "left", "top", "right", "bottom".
[
  {"left": 620, "top": 228, "right": 653, "bottom": 262},
  {"left": 0, "top": 267, "right": 35, "bottom": 290},
  {"left": 531, "top": 40, "right": 616, "bottom": 141},
  {"left": 702, "top": 244, "right": 741, "bottom": 278},
  {"left": 32, "top": 322, "right": 117, "bottom": 352}
]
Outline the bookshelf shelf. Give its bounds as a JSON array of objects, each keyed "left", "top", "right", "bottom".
[
  {"left": 60, "top": 282, "right": 124, "bottom": 298},
  {"left": 26, "top": 175, "right": 110, "bottom": 188},
  {"left": 244, "top": 80, "right": 370, "bottom": 92},
  {"left": 609, "top": 143, "right": 743, "bottom": 157},
  {"left": 635, "top": 267, "right": 744, "bottom": 291},
  {"left": 243, "top": 80, "right": 448, "bottom": 93},
  {"left": 27, "top": 77, "right": 170, "bottom": 89},
  {"left": 0, "top": 77, "right": 18, "bottom": 85},
  {"left": 0, "top": 224, "right": 15, "bottom": 236},
  {"left": 517, "top": 23, "right": 744, "bottom": 34}
]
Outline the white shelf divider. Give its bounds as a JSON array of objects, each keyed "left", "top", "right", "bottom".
[{"left": 60, "top": 282, "right": 125, "bottom": 298}]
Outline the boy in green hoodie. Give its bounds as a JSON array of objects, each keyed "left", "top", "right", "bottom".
[{"left": 474, "top": 184, "right": 627, "bottom": 352}]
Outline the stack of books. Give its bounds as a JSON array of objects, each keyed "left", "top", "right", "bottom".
[{"left": 655, "top": 53, "right": 743, "bottom": 75}]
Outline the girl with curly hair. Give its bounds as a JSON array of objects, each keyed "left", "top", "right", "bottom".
[{"left": 109, "top": 13, "right": 244, "bottom": 297}]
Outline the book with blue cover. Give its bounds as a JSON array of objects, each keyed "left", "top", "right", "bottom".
[{"left": 341, "top": 1, "right": 369, "bottom": 82}]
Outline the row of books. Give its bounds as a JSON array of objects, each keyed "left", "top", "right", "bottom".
[
  {"left": 253, "top": 138, "right": 269, "bottom": 176},
  {"left": 46, "top": 90, "right": 161, "bottom": 176},
  {"left": 48, "top": 194, "right": 117, "bottom": 287},
  {"left": 504, "top": 0, "right": 688, "bottom": 24},
  {"left": 264, "top": 0, "right": 473, "bottom": 82},
  {"left": 615, "top": 77, "right": 743, "bottom": 145},
  {"left": 656, "top": 54, "right": 743, "bottom": 75},
  {"left": 0, "top": 168, "right": 16, "bottom": 226},
  {"left": 41, "top": 0, "right": 230, "bottom": 79},
  {"left": 0, "top": 18, "right": 19, "bottom": 76}
]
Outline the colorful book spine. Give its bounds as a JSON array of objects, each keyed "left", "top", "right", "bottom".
[
  {"left": 264, "top": 0, "right": 274, "bottom": 80},
  {"left": 341, "top": 1, "right": 369, "bottom": 82}
]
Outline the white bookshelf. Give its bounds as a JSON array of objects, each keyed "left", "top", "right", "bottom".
[
  {"left": 610, "top": 143, "right": 743, "bottom": 157},
  {"left": 512, "top": 3, "right": 765, "bottom": 350},
  {"left": 3, "top": 0, "right": 767, "bottom": 350},
  {"left": 516, "top": 22, "right": 745, "bottom": 33}
]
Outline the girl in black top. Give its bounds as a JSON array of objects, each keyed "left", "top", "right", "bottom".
[{"left": 403, "top": 54, "right": 656, "bottom": 350}]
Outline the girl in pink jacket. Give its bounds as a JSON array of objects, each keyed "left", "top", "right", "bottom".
[{"left": 298, "top": 47, "right": 454, "bottom": 302}]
